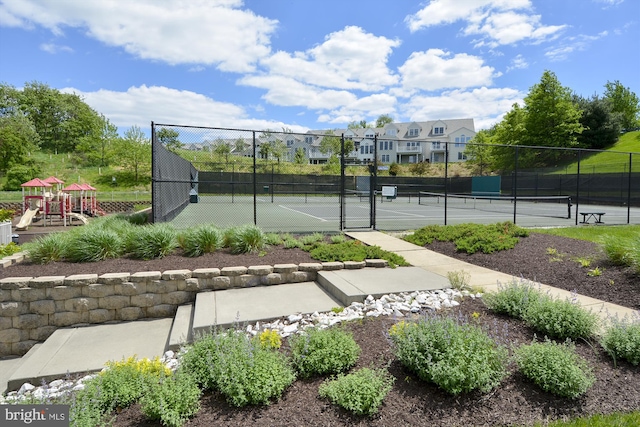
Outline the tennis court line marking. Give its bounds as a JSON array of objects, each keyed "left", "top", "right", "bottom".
[
  {"left": 353, "top": 205, "right": 426, "bottom": 218},
  {"left": 279, "top": 205, "right": 328, "bottom": 222}
]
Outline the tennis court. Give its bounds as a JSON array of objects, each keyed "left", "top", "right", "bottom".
[{"left": 170, "top": 191, "right": 640, "bottom": 232}]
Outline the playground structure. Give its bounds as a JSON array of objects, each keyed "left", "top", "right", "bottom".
[{"left": 15, "top": 176, "right": 106, "bottom": 231}]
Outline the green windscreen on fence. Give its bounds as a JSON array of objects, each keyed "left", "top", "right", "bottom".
[{"left": 472, "top": 176, "right": 501, "bottom": 195}]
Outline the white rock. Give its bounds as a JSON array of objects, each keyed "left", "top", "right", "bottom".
[
  {"left": 283, "top": 323, "right": 299, "bottom": 334},
  {"left": 72, "top": 384, "right": 85, "bottom": 392},
  {"left": 288, "top": 314, "right": 302, "bottom": 323},
  {"left": 49, "top": 379, "right": 65, "bottom": 388},
  {"left": 18, "top": 383, "right": 35, "bottom": 395},
  {"left": 450, "top": 300, "right": 460, "bottom": 307},
  {"left": 365, "top": 295, "right": 375, "bottom": 303},
  {"left": 442, "top": 300, "right": 453, "bottom": 308}
]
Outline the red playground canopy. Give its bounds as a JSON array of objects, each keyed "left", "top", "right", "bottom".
[{"left": 21, "top": 178, "right": 52, "bottom": 188}]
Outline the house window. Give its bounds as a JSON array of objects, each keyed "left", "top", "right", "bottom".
[
  {"left": 432, "top": 142, "right": 441, "bottom": 149},
  {"left": 383, "top": 141, "right": 388, "bottom": 150},
  {"left": 433, "top": 127, "right": 444, "bottom": 135},
  {"left": 360, "top": 146, "right": 364, "bottom": 154},
  {"left": 386, "top": 129, "right": 396, "bottom": 136},
  {"left": 458, "top": 152, "right": 467, "bottom": 160},
  {"left": 380, "top": 141, "right": 384, "bottom": 151},
  {"left": 409, "top": 128, "right": 419, "bottom": 137},
  {"left": 305, "top": 136, "right": 313, "bottom": 144},
  {"left": 382, "top": 154, "right": 389, "bottom": 163},
  {"left": 389, "top": 141, "right": 393, "bottom": 150}
]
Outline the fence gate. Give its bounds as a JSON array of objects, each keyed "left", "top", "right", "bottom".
[{"left": 340, "top": 135, "right": 377, "bottom": 230}]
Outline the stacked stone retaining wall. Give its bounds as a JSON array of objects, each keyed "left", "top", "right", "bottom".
[{"left": 0, "top": 260, "right": 384, "bottom": 357}]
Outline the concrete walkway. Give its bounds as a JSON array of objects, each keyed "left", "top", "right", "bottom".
[{"left": 2, "top": 231, "right": 637, "bottom": 394}]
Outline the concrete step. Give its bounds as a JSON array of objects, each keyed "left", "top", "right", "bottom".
[
  {"left": 317, "top": 266, "right": 451, "bottom": 306},
  {"left": 6, "top": 319, "right": 173, "bottom": 392},
  {"left": 192, "top": 282, "right": 341, "bottom": 337},
  {"left": 168, "top": 303, "right": 194, "bottom": 351},
  {"left": 0, "top": 344, "right": 41, "bottom": 395}
]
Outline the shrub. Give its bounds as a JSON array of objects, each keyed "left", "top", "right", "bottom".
[
  {"left": 212, "top": 329, "right": 295, "bottom": 406},
  {"left": 482, "top": 279, "right": 546, "bottom": 319},
  {"left": 390, "top": 315, "right": 508, "bottom": 395},
  {"left": 447, "top": 270, "right": 470, "bottom": 290},
  {"left": 179, "top": 224, "right": 222, "bottom": 257},
  {"left": 257, "top": 329, "right": 282, "bottom": 350},
  {"left": 330, "top": 234, "right": 347, "bottom": 244},
  {"left": 309, "top": 241, "right": 409, "bottom": 267},
  {"left": 0, "top": 242, "right": 21, "bottom": 258},
  {"left": 523, "top": 296, "right": 599, "bottom": 340},
  {"left": 178, "top": 333, "right": 219, "bottom": 390},
  {"left": 140, "top": 372, "right": 201, "bottom": 427},
  {"left": 319, "top": 368, "right": 394, "bottom": 416},
  {"left": 264, "top": 232, "right": 283, "bottom": 246},
  {"left": 289, "top": 327, "right": 361, "bottom": 378},
  {"left": 404, "top": 222, "right": 528, "bottom": 254},
  {"left": 600, "top": 317, "right": 640, "bottom": 366},
  {"left": 24, "top": 232, "right": 69, "bottom": 264},
  {"left": 0, "top": 208, "right": 15, "bottom": 222},
  {"left": 515, "top": 339, "right": 595, "bottom": 398},
  {"left": 64, "top": 227, "right": 123, "bottom": 262},
  {"left": 125, "top": 224, "right": 178, "bottom": 260}
]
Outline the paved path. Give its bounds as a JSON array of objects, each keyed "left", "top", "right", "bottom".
[{"left": 2, "top": 231, "right": 637, "bottom": 395}]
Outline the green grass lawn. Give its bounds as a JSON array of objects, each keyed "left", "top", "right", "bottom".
[
  {"left": 538, "top": 411, "right": 640, "bottom": 427},
  {"left": 557, "top": 131, "right": 640, "bottom": 174},
  {"left": 533, "top": 224, "right": 640, "bottom": 243}
]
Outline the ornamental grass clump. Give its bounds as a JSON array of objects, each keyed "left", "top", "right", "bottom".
[
  {"left": 600, "top": 316, "right": 640, "bottom": 366},
  {"left": 482, "top": 279, "right": 546, "bottom": 319},
  {"left": 24, "top": 232, "right": 69, "bottom": 264},
  {"left": 289, "top": 327, "right": 361, "bottom": 378},
  {"left": 523, "top": 295, "right": 599, "bottom": 340},
  {"left": 515, "top": 339, "right": 595, "bottom": 398},
  {"left": 319, "top": 368, "right": 395, "bottom": 417},
  {"left": 64, "top": 227, "right": 124, "bottom": 262},
  {"left": 390, "top": 315, "right": 508, "bottom": 395},
  {"left": 224, "top": 224, "right": 266, "bottom": 254},
  {"left": 179, "top": 224, "right": 223, "bottom": 257},
  {"left": 125, "top": 224, "right": 178, "bottom": 260}
]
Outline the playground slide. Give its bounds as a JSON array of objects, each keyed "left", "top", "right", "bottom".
[
  {"left": 15, "top": 208, "right": 39, "bottom": 231},
  {"left": 68, "top": 213, "right": 89, "bottom": 225}
]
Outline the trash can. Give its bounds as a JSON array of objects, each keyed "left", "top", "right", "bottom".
[
  {"left": 11, "top": 234, "right": 19, "bottom": 244},
  {"left": 263, "top": 185, "right": 269, "bottom": 193},
  {"left": 189, "top": 189, "right": 199, "bottom": 203}
]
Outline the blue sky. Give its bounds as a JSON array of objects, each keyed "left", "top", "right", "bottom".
[{"left": 1, "top": 0, "right": 638, "bottom": 135}]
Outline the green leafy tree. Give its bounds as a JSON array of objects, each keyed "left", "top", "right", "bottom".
[
  {"left": 0, "top": 112, "right": 40, "bottom": 173},
  {"left": 156, "top": 128, "right": 182, "bottom": 153},
  {"left": 319, "top": 131, "right": 354, "bottom": 157},
  {"left": 348, "top": 120, "right": 370, "bottom": 129},
  {"left": 294, "top": 147, "right": 306, "bottom": 164},
  {"left": 464, "top": 129, "right": 495, "bottom": 175},
  {"left": 490, "top": 103, "right": 528, "bottom": 170},
  {"left": 271, "top": 140, "right": 288, "bottom": 164},
  {"left": 604, "top": 80, "right": 640, "bottom": 131},
  {"left": 375, "top": 114, "right": 393, "bottom": 128},
  {"left": 522, "top": 70, "right": 583, "bottom": 160},
  {"left": 234, "top": 137, "right": 249, "bottom": 155},
  {"left": 213, "top": 138, "right": 232, "bottom": 162},
  {"left": 3, "top": 164, "right": 41, "bottom": 190},
  {"left": 259, "top": 141, "right": 273, "bottom": 159},
  {"left": 75, "top": 114, "right": 117, "bottom": 166},
  {"left": 114, "top": 125, "right": 151, "bottom": 183},
  {"left": 574, "top": 95, "right": 620, "bottom": 149}
]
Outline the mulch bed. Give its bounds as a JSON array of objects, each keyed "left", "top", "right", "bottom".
[{"left": 3, "top": 229, "right": 639, "bottom": 425}]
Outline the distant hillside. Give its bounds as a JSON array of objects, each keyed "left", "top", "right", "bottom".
[{"left": 560, "top": 131, "right": 640, "bottom": 174}]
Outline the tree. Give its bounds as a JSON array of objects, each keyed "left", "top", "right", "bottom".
[
  {"left": 348, "top": 120, "right": 370, "bottom": 129},
  {"left": 157, "top": 128, "right": 182, "bottom": 153},
  {"left": 258, "top": 141, "right": 273, "bottom": 159},
  {"left": 114, "top": 125, "right": 151, "bottom": 183},
  {"left": 490, "top": 103, "right": 528, "bottom": 170},
  {"left": 574, "top": 95, "right": 620, "bottom": 149},
  {"left": 375, "top": 114, "right": 393, "bottom": 128},
  {"left": 75, "top": 114, "right": 117, "bottom": 166},
  {"left": 294, "top": 147, "right": 306, "bottom": 164},
  {"left": 523, "top": 70, "right": 583, "bottom": 157},
  {"left": 604, "top": 80, "right": 640, "bottom": 131},
  {"left": 271, "top": 140, "right": 288, "bottom": 164},
  {"left": 319, "top": 131, "right": 354, "bottom": 157},
  {"left": 234, "top": 138, "right": 249, "bottom": 155},
  {"left": 0, "top": 114, "right": 40, "bottom": 173},
  {"left": 464, "top": 129, "right": 495, "bottom": 175},
  {"left": 213, "top": 138, "right": 232, "bottom": 162}
]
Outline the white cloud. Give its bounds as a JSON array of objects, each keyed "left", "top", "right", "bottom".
[
  {"left": 406, "top": 0, "right": 566, "bottom": 47},
  {"left": 397, "top": 49, "right": 498, "bottom": 94},
  {"left": 316, "top": 93, "right": 397, "bottom": 125},
  {"left": 593, "top": 0, "right": 624, "bottom": 8},
  {"left": 61, "top": 85, "right": 308, "bottom": 133},
  {"left": 40, "top": 42, "right": 73, "bottom": 54},
  {"left": 401, "top": 87, "right": 524, "bottom": 130},
  {"left": 506, "top": 54, "right": 528, "bottom": 71},
  {"left": 545, "top": 31, "right": 609, "bottom": 61},
  {"left": 260, "top": 26, "right": 400, "bottom": 92},
  {"left": 0, "top": 0, "right": 277, "bottom": 72}
]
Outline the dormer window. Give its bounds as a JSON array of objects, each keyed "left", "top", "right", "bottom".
[
  {"left": 386, "top": 128, "right": 396, "bottom": 136},
  {"left": 433, "top": 127, "right": 444, "bottom": 135},
  {"left": 409, "top": 128, "right": 419, "bottom": 137},
  {"left": 365, "top": 132, "right": 375, "bottom": 139}
]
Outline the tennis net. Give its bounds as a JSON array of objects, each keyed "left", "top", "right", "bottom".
[{"left": 418, "top": 191, "right": 572, "bottom": 219}]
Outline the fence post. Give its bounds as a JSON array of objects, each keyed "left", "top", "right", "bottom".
[
  {"left": 513, "top": 146, "right": 518, "bottom": 224},
  {"left": 628, "top": 153, "right": 632, "bottom": 224},
  {"left": 252, "top": 131, "right": 257, "bottom": 225},
  {"left": 444, "top": 141, "right": 448, "bottom": 225},
  {"left": 575, "top": 150, "right": 581, "bottom": 225}
]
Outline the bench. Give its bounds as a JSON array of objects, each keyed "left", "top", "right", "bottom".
[{"left": 580, "top": 212, "right": 605, "bottom": 224}]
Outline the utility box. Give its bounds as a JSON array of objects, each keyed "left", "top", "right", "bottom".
[{"left": 189, "top": 189, "right": 199, "bottom": 203}]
